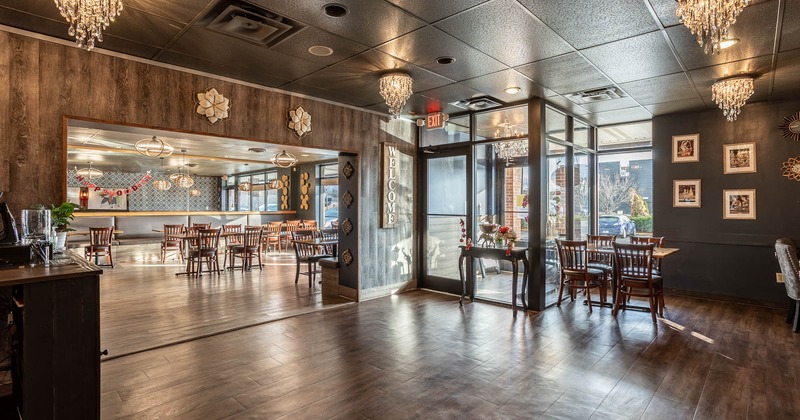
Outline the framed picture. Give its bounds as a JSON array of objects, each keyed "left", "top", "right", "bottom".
[
  {"left": 673, "top": 179, "right": 701, "bottom": 207},
  {"left": 723, "top": 142, "right": 756, "bottom": 174},
  {"left": 723, "top": 189, "right": 756, "bottom": 220},
  {"left": 672, "top": 134, "right": 699, "bottom": 163},
  {"left": 87, "top": 189, "right": 128, "bottom": 211}
]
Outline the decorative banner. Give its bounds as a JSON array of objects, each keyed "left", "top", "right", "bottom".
[
  {"left": 76, "top": 171, "right": 152, "bottom": 197},
  {"left": 381, "top": 142, "right": 399, "bottom": 228}
]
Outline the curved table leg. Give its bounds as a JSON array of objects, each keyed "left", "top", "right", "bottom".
[
  {"left": 459, "top": 254, "right": 466, "bottom": 306},
  {"left": 521, "top": 255, "right": 529, "bottom": 310},
  {"left": 511, "top": 259, "right": 518, "bottom": 312}
]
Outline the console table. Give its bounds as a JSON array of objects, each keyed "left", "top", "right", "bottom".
[{"left": 458, "top": 245, "right": 529, "bottom": 311}]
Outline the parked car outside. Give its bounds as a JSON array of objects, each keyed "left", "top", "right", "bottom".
[{"left": 599, "top": 215, "right": 636, "bottom": 238}]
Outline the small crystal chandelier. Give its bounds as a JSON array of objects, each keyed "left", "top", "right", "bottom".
[
  {"left": 189, "top": 188, "right": 202, "bottom": 197},
  {"left": 495, "top": 140, "right": 528, "bottom": 165},
  {"left": 135, "top": 136, "right": 173, "bottom": 158},
  {"left": 271, "top": 150, "right": 297, "bottom": 168},
  {"left": 55, "top": 0, "right": 124, "bottom": 51},
  {"left": 711, "top": 77, "right": 754, "bottom": 121},
  {"left": 676, "top": 0, "right": 750, "bottom": 54},
  {"left": 379, "top": 72, "right": 413, "bottom": 118},
  {"left": 76, "top": 162, "right": 103, "bottom": 179},
  {"left": 169, "top": 149, "right": 194, "bottom": 188},
  {"left": 267, "top": 179, "right": 284, "bottom": 190}
]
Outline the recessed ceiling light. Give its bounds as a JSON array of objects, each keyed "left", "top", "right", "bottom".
[
  {"left": 323, "top": 3, "right": 348, "bottom": 18},
  {"left": 436, "top": 56, "right": 456, "bottom": 65},
  {"left": 716, "top": 37, "right": 739, "bottom": 50},
  {"left": 308, "top": 45, "right": 334, "bottom": 57},
  {"left": 185, "top": 163, "right": 198, "bottom": 168},
  {"left": 504, "top": 86, "right": 521, "bottom": 95},
  {"left": 248, "top": 147, "right": 266, "bottom": 153}
]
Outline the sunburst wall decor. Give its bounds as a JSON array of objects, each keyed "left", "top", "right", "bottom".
[{"left": 779, "top": 112, "right": 800, "bottom": 141}]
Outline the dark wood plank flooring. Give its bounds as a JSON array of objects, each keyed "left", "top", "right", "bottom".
[{"left": 100, "top": 290, "right": 800, "bottom": 419}]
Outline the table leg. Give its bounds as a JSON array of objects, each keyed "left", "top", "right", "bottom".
[
  {"left": 521, "top": 256, "right": 529, "bottom": 310},
  {"left": 511, "top": 259, "right": 518, "bottom": 312},
  {"left": 459, "top": 254, "right": 466, "bottom": 306}
]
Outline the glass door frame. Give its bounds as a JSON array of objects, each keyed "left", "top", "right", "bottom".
[{"left": 418, "top": 144, "right": 473, "bottom": 295}]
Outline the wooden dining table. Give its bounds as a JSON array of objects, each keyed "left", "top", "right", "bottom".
[
  {"left": 68, "top": 230, "right": 124, "bottom": 236},
  {"left": 171, "top": 231, "right": 240, "bottom": 276},
  {"left": 585, "top": 245, "right": 680, "bottom": 310}
]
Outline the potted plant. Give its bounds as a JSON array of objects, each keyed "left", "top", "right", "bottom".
[{"left": 50, "top": 202, "right": 80, "bottom": 252}]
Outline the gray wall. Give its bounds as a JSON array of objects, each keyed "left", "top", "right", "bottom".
[
  {"left": 653, "top": 99, "right": 800, "bottom": 303},
  {"left": 67, "top": 169, "right": 221, "bottom": 211}
]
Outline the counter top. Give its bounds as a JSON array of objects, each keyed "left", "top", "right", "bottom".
[
  {"left": 0, "top": 251, "right": 103, "bottom": 287},
  {"left": 74, "top": 211, "right": 296, "bottom": 217}
]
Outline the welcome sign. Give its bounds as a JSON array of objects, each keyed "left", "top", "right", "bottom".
[{"left": 381, "top": 143, "right": 399, "bottom": 228}]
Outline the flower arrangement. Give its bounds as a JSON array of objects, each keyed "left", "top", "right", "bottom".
[{"left": 496, "top": 225, "right": 517, "bottom": 256}]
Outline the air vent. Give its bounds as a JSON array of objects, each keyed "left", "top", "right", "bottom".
[
  {"left": 566, "top": 86, "right": 625, "bottom": 104},
  {"left": 206, "top": 2, "right": 304, "bottom": 47},
  {"left": 450, "top": 96, "right": 503, "bottom": 111}
]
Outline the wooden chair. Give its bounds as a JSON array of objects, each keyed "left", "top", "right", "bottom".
[
  {"left": 292, "top": 229, "right": 326, "bottom": 287},
  {"left": 160, "top": 224, "right": 184, "bottom": 263},
  {"left": 775, "top": 238, "right": 800, "bottom": 333},
  {"left": 187, "top": 228, "right": 221, "bottom": 278},
  {"left": 586, "top": 234, "right": 616, "bottom": 303},
  {"left": 192, "top": 223, "right": 211, "bottom": 229},
  {"left": 230, "top": 226, "right": 264, "bottom": 272},
  {"left": 285, "top": 220, "right": 302, "bottom": 249},
  {"left": 84, "top": 226, "right": 115, "bottom": 268},
  {"left": 321, "top": 228, "right": 338, "bottom": 256},
  {"left": 222, "top": 224, "right": 243, "bottom": 269},
  {"left": 613, "top": 242, "right": 664, "bottom": 323},
  {"left": 263, "top": 221, "right": 283, "bottom": 253},
  {"left": 555, "top": 239, "right": 604, "bottom": 313},
  {"left": 631, "top": 236, "right": 665, "bottom": 272},
  {"left": 302, "top": 220, "right": 317, "bottom": 229}
]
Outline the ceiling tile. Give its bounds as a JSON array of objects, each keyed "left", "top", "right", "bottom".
[
  {"left": 582, "top": 31, "right": 683, "bottom": 83},
  {"left": 463, "top": 69, "right": 556, "bottom": 103},
  {"left": 579, "top": 97, "right": 641, "bottom": 113},
  {"left": 648, "top": 0, "right": 771, "bottom": 29},
  {"left": 687, "top": 55, "right": 773, "bottom": 89},
  {"left": 270, "top": 26, "right": 368, "bottom": 66},
  {"left": 248, "top": 0, "right": 425, "bottom": 47},
  {"left": 126, "top": 0, "right": 214, "bottom": 25},
  {"left": 594, "top": 106, "right": 653, "bottom": 125},
  {"left": 516, "top": 52, "right": 613, "bottom": 95},
  {"left": 518, "top": 0, "right": 659, "bottom": 49},
  {"left": 417, "top": 82, "right": 487, "bottom": 108},
  {"left": 167, "top": 27, "right": 325, "bottom": 82},
  {"left": 545, "top": 96, "right": 591, "bottom": 116},
  {"left": 780, "top": 0, "right": 800, "bottom": 52},
  {"left": 645, "top": 98, "right": 709, "bottom": 116},
  {"left": 283, "top": 50, "right": 454, "bottom": 108},
  {"left": 101, "top": 7, "right": 185, "bottom": 49},
  {"left": 619, "top": 72, "right": 701, "bottom": 105},
  {"left": 272, "top": 81, "right": 371, "bottom": 108},
  {"left": 666, "top": 1, "right": 778, "bottom": 70},
  {"left": 435, "top": 0, "right": 572, "bottom": 67},
  {"left": 772, "top": 49, "right": 800, "bottom": 99},
  {"left": 377, "top": 26, "right": 507, "bottom": 81},
  {"left": 385, "top": 0, "right": 489, "bottom": 23},
  {"left": 158, "top": 50, "right": 292, "bottom": 88}
]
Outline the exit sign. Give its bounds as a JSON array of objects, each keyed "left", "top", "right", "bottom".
[{"left": 425, "top": 113, "right": 448, "bottom": 130}]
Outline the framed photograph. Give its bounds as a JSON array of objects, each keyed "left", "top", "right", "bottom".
[
  {"left": 723, "top": 142, "right": 756, "bottom": 174},
  {"left": 87, "top": 189, "right": 128, "bottom": 211},
  {"left": 672, "top": 134, "right": 699, "bottom": 163},
  {"left": 723, "top": 189, "right": 756, "bottom": 220},
  {"left": 673, "top": 179, "right": 701, "bottom": 208}
]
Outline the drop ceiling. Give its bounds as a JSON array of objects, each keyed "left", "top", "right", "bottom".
[
  {"left": 1, "top": 0, "right": 798, "bottom": 126},
  {"left": 66, "top": 120, "right": 339, "bottom": 176}
]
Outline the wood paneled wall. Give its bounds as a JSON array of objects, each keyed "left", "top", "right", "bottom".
[{"left": 0, "top": 31, "right": 416, "bottom": 295}]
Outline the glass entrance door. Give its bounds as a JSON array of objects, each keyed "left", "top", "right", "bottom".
[{"left": 420, "top": 148, "right": 469, "bottom": 294}]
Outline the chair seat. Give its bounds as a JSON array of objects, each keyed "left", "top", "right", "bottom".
[
  {"left": 563, "top": 267, "right": 605, "bottom": 277},
  {"left": 587, "top": 262, "right": 612, "bottom": 272}
]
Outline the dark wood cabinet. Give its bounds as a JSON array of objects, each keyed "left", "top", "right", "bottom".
[{"left": 0, "top": 254, "right": 101, "bottom": 419}]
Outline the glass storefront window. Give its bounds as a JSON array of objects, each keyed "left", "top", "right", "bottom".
[
  {"left": 545, "top": 144, "right": 567, "bottom": 306},
  {"left": 420, "top": 115, "right": 470, "bottom": 147},
  {"left": 573, "top": 152, "right": 591, "bottom": 239},
  {"left": 546, "top": 107, "right": 567, "bottom": 142},
  {"left": 598, "top": 150, "right": 653, "bottom": 237},
  {"left": 598, "top": 121, "right": 652, "bottom": 151},
  {"left": 574, "top": 120, "right": 590, "bottom": 148}
]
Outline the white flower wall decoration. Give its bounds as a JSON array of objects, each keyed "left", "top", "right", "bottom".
[
  {"left": 196, "top": 88, "right": 230, "bottom": 124},
  {"left": 288, "top": 106, "right": 311, "bottom": 138}
]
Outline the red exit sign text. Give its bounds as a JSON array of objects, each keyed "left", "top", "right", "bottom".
[{"left": 425, "top": 113, "right": 448, "bottom": 130}]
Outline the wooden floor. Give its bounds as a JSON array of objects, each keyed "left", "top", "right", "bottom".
[
  {"left": 99, "top": 245, "right": 352, "bottom": 357},
  {"left": 100, "top": 290, "right": 800, "bottom": 419}
]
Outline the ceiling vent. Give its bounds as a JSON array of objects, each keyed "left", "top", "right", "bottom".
[
  {"left": 566, "top": 86, "right": 625, "bottom": 104},
  {"left": 450, "top": 96, "right": 504, "bottom": 111},
  {"left": 206, "top": 2, "right": 304, "bottom": 47}
]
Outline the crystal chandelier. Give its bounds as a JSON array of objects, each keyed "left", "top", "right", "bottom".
[
  {"left": 76, "top": 162, "right": 103, "bottom": 179},
  {"left": 152, "top": 179, "right": 171, "bottom": 191},
  {"left": 379, "top": 72, "right": 413, "bottom": 118},
  {"left": 55, "top": 0, "right": 124, "bottom": 51},
  {"left": 135, "top": 136, "right": 173, "bottom": 158},
  {"left": 711, "top": 77, "right": 754, "bottom": 121},
  {"left": 495, "top": 140, "right": 528, "bottom": 164},
  {"left": 676, "top": 0, "right": 750, "bottom": 54},
  {"left": 271, "top": 150, "right": 297, "bottom": 168}
]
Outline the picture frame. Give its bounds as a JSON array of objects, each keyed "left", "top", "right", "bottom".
[
  {"left": 87, "top": 189, "right": 128, "bottom": 211},
  {"left": 672, "top": 134, "right": 699, "bottom": 163},
  {"left": 723, "top": 189, "right": 756, "bottom": 220},
  {"left": 673, "top": 179, "right": 701, "bottom": 208},
  {"left": 723, "top": 142, "right": 756, "bottom": 174}
]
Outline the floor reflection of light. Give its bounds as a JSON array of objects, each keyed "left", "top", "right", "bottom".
[
  {"left": 660, "top": 318, "right": 686, "bottom": 331},
  {"left": 690, "top": 331, "right": 715, "bottom": 344}
]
